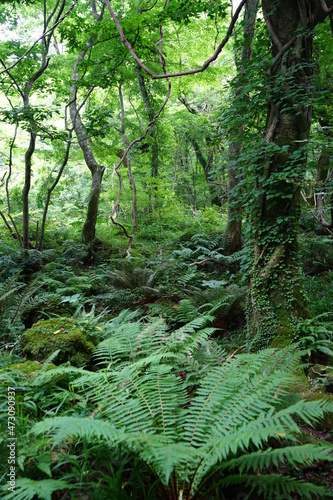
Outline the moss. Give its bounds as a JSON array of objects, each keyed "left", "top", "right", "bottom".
[{"left": 21, "top": 318, "right": 94, "bottom": 367}]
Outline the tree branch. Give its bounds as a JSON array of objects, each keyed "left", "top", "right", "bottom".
[
  {"left": 320, "top": 0, "right": 333, "bottom": 13},
  {"left": 0, "top": 0, "right": 77, "bottom": 76},
  {"left": 104, "top": 0, "right": 246, "bottom": 79}
]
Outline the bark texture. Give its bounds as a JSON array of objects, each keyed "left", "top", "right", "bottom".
[
  {"left": 136, "top": 66, "right": 159, "bottom": 178},
  {"left": 223, "top": 0, "right": 260, "bottom": 253},
  {"left": 248, "top": 0, "right": 333, "bottom": 348},
  {"left": 69, "top": 45, "right": 105, "bottom": 244}
]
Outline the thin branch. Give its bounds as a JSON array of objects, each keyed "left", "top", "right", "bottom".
[
  {"left": 104, "top": 0, "right": 246, "bottom": 79},
  {"left": 128, "top": 88, "right": 143, "bottom": 127},
  {"left": 38, "top": 130, "right": 73, "bottom": 250},
  {"left": 189, "top": 257, "right": 233, "bottom": 268},
  {"left": 5, "top": 125, "right": 21, "bottom": 240},
  {"left": 226, "top": 344, "right": 246, "bottom": 360},
  {"left": 268, "top": 36, "right": 297, "bottom": 75},
  {"left": 139, "top": 0, "right": 158, "bottom": 14},
  {"left": 0, "top": 210, "right": 16, "bottom": 239},
  {"left": 320, "top": 0, "right": 333, "bottom": 14},
  {"left": 0, "top": 57, "right": 24, "bottom": 99},
  {"left": 110, "top": 164, "right": 133, "bottom": 256},
  {"left": 90, "top": 0, "right": 105, "bottom": 20},
  {"left": 301, "top": 190, "right": 333, "bottom": 236},
  {"left": 0, "top": 0, "right": 78, "bottom": 76},
  {"left": 111, "top": 216, "right": 133, "bottom": 256},
  {"left": 316, "top": 192, "right": 333, "bottom": 228},
  {"left": 178, "top": 95, "right": 198, "bottom": 114},
  {"left": 0, "top": 171, "right": 7, "bottom": 187},
  {"left": 262, "top": 7, "right": 282, "bottom": 50},
  {"left": 112, "top": 64, "right": 171, "bottom": 174}
]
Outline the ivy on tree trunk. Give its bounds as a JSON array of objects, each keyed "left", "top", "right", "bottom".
[{"left": 247, "top": 0, "right": 333, "bottom": 348}]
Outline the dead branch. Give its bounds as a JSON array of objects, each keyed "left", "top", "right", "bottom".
[{"left": 189, "top": 257, "right": 234, "bottom": 268}]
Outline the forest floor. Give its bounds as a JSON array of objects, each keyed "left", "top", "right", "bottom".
[{"left": 0, "top": 227, "right": 333, "bottom": 499}]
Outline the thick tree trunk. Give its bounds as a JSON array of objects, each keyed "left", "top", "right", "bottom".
[
  {"left": 247, "top": 0, "right": 332, "bottom": 348},
  {"left": 223, "top": 0, "right": 259, "bottom": 253},
  {"left": 81, "top": 165, "right": 104, "bottom": 243}
]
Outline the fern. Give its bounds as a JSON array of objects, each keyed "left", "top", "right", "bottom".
[
  {"left": 31, "top": 316, "right": 333, "bottom": 500},
  {"left": 3, "top": 478, "right": 72, "bottom": 500}
]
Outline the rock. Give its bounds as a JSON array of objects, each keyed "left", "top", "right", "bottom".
[{"left": 21, "top": 318, "right": 95, "bottom": 367}]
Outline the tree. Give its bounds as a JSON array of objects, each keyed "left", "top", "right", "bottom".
[
  {"left": 0, "top": 0, "right": 75, "bottom": 250},
  {"left": 106, "top": 0, "right": 333, "bottom": 346},
  {"left": 68, "top": 1, "right": 106, "bottom": 244},
  {"left": 223, "top": 0, "right": 260, "bottom": 253},
  {"left": 247, "top": 0, "right": 333, "bottom": 346}
]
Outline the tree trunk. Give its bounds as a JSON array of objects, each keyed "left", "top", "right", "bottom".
[
  {"left": 22, "top": 132, "right": 36, "bottom": 250},
  {"left": 185, "top": 133, "right": 220, "bottom": 205},
  {"left": 247, "top": 0, "right": 332, "bottom": 348},
  {"left": 136, "top": 66, "right": 159, "bottom": 177},
  {"left": 223, "top": 0, "right": 259, "bottom": 253},
  {"left": 224, "top": 141, "right": 243, "bottom": 253},
  {"left": 119, "top": 83, "right": 138, "bottom": 229},
  {"left": 69, "top": 46, "right": 105, "bottom": 244}
]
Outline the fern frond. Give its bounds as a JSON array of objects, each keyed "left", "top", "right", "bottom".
[
  {"left": 216, "top": 473, "right": 332, "bottom": 499},
  {"left": 3, "top": 478, "right": 72, "bottom": 500},
  {"left": 33, "top": 416, "right": 116, "bottom": 446},
  {"left": 222, "top": 443, "right": 333, "bottom": 473}
]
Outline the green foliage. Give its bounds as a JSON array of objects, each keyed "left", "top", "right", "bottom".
[
  {"left": 31, "top": 320, "right": 333, "bottom": 499},
  {"left": 4, "top": 478, "right": 72, "bottom": 500},
  {"left": 295, "top": 313, "right": 333, "bottom": 363}
]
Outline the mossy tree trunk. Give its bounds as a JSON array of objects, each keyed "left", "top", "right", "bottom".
[
  {"left": 247, "top": 0, "right": 333, "bottom": 348},
  {"left": 223, "top": 0, "right": 259, "bottom": 254}
]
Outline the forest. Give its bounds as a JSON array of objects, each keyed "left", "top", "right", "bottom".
[{"left": 0, "top": 0, "right": 333, "bottom": 498}]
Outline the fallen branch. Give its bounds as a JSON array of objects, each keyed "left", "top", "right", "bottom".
[
  {"left": 189, "top": 257, "right": 234, "bottom": 268},
  {"left": 227, "top": 344, "right": 246, "bottom": 360}
]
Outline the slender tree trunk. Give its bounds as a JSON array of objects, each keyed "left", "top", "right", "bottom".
[
  {"left": 223, "top": 0, "right": 259, "bottom": 253},
  {"left": 69, "top": 46, "right": 105, "bottom": 244},
  {"left": 38, "top": 132, "right": 72, "bottom": 250},
  {"left": 22, "top": 132, "right": 36, "bottom": 250},
  {"left": 119, "top": 84, "right": 138, "bottom": 229},
  {"left": 136, "top": 65, "right": 159, "bottom": 178},
  {"left": 185, "top": 133, "right": 219, "bottom": 204},
  {"left": 224, "top": 141, "right": 243, "bottom": 252},
  {"left": 247, "top": 0, "right": 332, "bottom": 348}
]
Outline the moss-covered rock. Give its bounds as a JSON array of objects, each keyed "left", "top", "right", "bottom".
[{"left": 21, "top": 318, "right": 94, "bottom": 367}]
